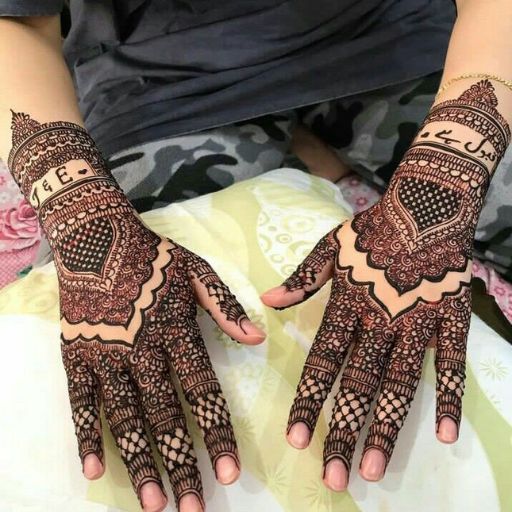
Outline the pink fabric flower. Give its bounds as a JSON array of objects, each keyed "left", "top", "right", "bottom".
[{"left": 0, "top": 199, "right": 41, "bottom": 250}]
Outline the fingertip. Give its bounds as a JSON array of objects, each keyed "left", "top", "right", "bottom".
[
  {"left": 83, "top": 453, "right": 104, "bottom": 480},
  {"left": 261, "top": 285, "right": 287, "bottom": 300},
  {"left": 215, "top": 455, "right": 240, "bottom": 485},
  {"left": 323, "top": 458, "right": 348, "bottom": 492},
  {"left": 359, "top": 448, "right": 386, "bottom": 482},
  {"left": 437, "top": 416, "right": 459, "bottom": 444},
  {"left": 287, "top": 422, "right": 311, "bottom": 449},
  {"left": 261, "top": 286, "right": 303, "bottom": 309},
  {"left": 238, "top": 318, "right": 266, "bottom": 345},
  {"left": 179, "top": 492, "right": 204, "bottom": 512},
  {"left": 140, "top": 481, "right": 167, "bottom": 512}
]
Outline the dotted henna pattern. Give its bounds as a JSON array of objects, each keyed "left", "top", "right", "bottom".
[
  {"left": 8, "top": 113, "right": 248, "bottom": 508},
  {"left": 280, "top": 81, "right": 510, "bottom": 480}
]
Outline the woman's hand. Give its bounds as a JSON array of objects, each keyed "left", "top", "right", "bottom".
[
  {"left": 262, "top": 218, "right": 469, "bottom": 491},
  {"left": 262, "top": 79, "right": 510, "bottom": 491},
  {"left": 7, "top": 112, "right": 265, "bottom": 512},
  {"left": 59, "top": 222, "right": 264, "bottom": 512}
]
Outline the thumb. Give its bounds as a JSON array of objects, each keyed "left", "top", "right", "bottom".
[{"left": 261, "top": 226, "right": 340, "bottom": 310}]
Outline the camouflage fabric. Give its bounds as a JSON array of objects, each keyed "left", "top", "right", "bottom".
[
  {"left": 107, "top": 113, "right": 297, "bottom": 213},
  {"left": 107, "top": 71, "right": 511, "bottom": 279}
]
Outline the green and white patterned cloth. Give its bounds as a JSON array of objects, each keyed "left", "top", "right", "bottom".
[{"left": 0, "top": 170, "right": 510, "bottom": 512}]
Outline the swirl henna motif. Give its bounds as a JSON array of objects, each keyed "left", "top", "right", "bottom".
[
  {"left": 7, "top": 112, "right": 255, "bottom": 509},
  {"left": 266, "top": 81, "right": 510, "bottom": 483}
]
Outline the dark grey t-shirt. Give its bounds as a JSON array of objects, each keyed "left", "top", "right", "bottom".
[{"left": 1, "top": 1, "right": 456, "bottom": 157}]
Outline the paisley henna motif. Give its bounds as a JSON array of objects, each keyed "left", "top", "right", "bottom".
[{"left": 8, "top": 112, "right": 248, "bottom": 508}]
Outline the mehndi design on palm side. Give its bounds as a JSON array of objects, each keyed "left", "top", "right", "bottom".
[
  {"left": 262, "top": 80, "right": 510, "bottom": 486},
  {"left": 7, "top": 112, "right": 265, "bottom": 510}
]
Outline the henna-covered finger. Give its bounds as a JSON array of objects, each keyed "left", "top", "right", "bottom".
[
  {"left": 287, "top": 286, "right": 358, "bottom": 450},
  {"left": 61, "top": 343, "right": 104, "bottom": 475},
  {"left": 98, "top": 356, "right": 165, "bottom": 507},
  {"left": 359, "top": 309, "right": 437, "bottom": 481},
  {"left": 129, "top": 341, "right": 204, "bottom": 509},
  {"left": 184, "top": 249, "right": 265, "bottom": 344},
  {"left": 435, "top": 288, "right": 471, "bottom": 443},
  {"left": 261, "top": 227, "right": 339, "bottom": 309},
  {"left": 167, "top": 320, "right": 240, "bottom": 483},
  {"left": 322, "top": 317, "right": 394, "bottom": 488}
]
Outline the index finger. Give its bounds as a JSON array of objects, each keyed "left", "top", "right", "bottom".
[{"left": 185, "top": 249, "right": 265, "bottom": 345}]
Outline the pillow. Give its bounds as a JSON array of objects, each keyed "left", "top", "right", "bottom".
[{"left": 0, "top": 169, "right": 510, "bottom": 512}]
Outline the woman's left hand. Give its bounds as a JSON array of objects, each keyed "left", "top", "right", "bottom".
[
  {"left": 261, "top": 214, "right": 470, "bottom": 491},
  {"left": 261, "top": 79, "right": 511, "bottom": 491}
]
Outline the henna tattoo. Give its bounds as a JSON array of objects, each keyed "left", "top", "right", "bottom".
[
  {"left": 8, "top": 112, "right": 246, "bottom": 508},
  {"left": 280, "top": 229, "right": 338, "bottom": 305},
  {"left": 8, "top": 111, "right": 115, "bottom": 203},
  {"left": 187, "top": 250, "right": 249, "bottom": 330},
  {"left": 280, "top": 81, "right": 507, "bottom": 484},
  {"left": 285, "top": 229, "right": 470, "bottom": 476},
  {"left": 62, "top": 341, "right": 164, "bottom": 498},
  {"left": 353, "top": 80, "right": 510, "bottom": 293}
]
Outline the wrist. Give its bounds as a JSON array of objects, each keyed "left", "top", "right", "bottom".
[
  {"left": 6, "top": 111, "right": 137, "bottom": 253},
  {"left": 385, "top": 79, "right": 511, "bottom": 234}
]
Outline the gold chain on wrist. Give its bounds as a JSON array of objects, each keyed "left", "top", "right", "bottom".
[{"left": 436, "top": 73, "right": 512, "bottom": 100}]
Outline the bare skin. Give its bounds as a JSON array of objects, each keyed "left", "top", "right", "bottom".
[
  {"left": 290, "top": 124, "right": 352, "bottom": 183},
  {"left": 276, "top": 0, "right": 512, "bottom": 489},
  {"left": 0, "top": 20, "right": 265, "bottom": 512}
]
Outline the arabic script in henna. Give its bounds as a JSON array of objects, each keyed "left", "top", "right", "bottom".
[
  {"left": 8, "top": 112, "right": 247, "bottom": 508},
  {"left": 280, "top": 81, "right": 510, "bottom": 481}
]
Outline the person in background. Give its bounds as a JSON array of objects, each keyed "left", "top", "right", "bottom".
[{"left": 1, "top": 1, "right": 510, "bottom": 511}]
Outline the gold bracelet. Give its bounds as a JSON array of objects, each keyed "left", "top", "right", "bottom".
[{"left": 435, "top": 73, "right": 512, "bottom": 99}]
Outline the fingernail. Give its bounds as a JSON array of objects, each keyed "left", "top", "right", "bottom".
[
  {"left": 287, "top": 422, "right": 310, "bottom": 449},
  {"left": 437, "top": 417, "right": 458, "bottom": 443},
  {"left": 141, "top": 482, "right": 167, "bottom": 512},
  {"left": 215, "top": 455, "right": 240, "bottom": 485},
  {"left": 179, "top": 492, "right": 204, "bottom": 512},
  {"left": 360, "top": 449, "right": 386, "bottom": 481},
  {"left": 261, "top": 286, "right": 286, "bottom": 298},
  {"left": 82, "top": 453, "right": 104, "bottom": 480},
  {"left": 323, "top": 459, "right": 348, "bottom": 491},
  {"left": 240, "top": 318, "right": 266, "bottom": 341}
]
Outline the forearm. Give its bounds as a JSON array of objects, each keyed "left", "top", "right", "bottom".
[
  {"left": 388, "top": 0, "right": 512, "bottom": 220},
  {"left": 355, "top": 1, "right": 512, "bottom": 292},
  {"left": 0, "top": 16, "right": 84, "bottom": 160},
  {"left": 0, "top": 17, "right": 135, "bottom": 255},
  {"left": 435, "top": 0, "right": 512, "bottom": 120}
]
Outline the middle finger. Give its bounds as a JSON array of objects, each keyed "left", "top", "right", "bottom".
[
  {"left": 167, "top": 318, "right": 240, "bottom": 481},
  {"left": 323, "top": 314, "right": 394, "bottom": 489},
  {"left": 129, "top": 340, "right": 204, "bottom": 510},
  {"left": 360, "top": 308, "right": 437, "bottom": 480}
]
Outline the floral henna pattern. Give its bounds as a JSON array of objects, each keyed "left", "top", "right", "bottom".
[
  {"left": 8, "top": 113, "right": 246, "bottom": 508},
  {"left": 280, "top": 81, "right": 509, "bottom": 481},
  {"left": 286, "top": 231, "right": 470, "bottom": 474},
  {"left": 353, "top": 80, "right": 510, "bottom": 294}
]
